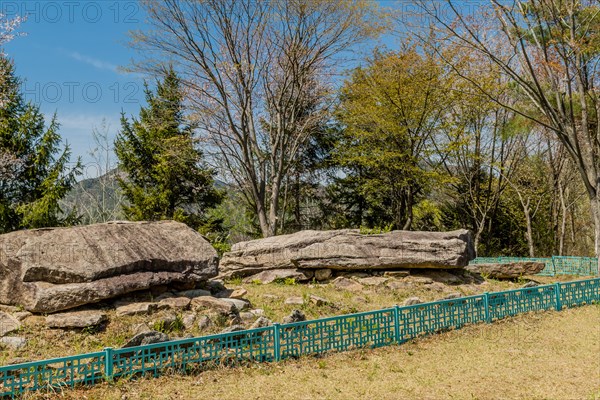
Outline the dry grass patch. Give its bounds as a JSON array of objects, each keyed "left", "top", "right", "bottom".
[{"left": 22, "top": 304, "right": 600, "bottom": 400}]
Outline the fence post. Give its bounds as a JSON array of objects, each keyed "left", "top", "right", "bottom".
[
  {"left": 104, "top": 347, "right": 114, "bottom": 381},
  {"left": 393, "top": 305, "right": 401, "bottom": 344},
  {"left": 555, "top": 283, "right": 562, "bottom": 311},
  {"left": 273, "top": 323, "right": 281, "bottom": 362},
  {"left": 484, "top": 293, "right": 491, "bottom": 323}
]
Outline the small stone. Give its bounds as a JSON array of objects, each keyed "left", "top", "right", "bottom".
[
  {"left": 206, "top": 279, "right": 227, "bottom": 294},
  {"left": 157, "top": 297, "right": 191, "bottom": 311},
  {"left": 383, "top": 270, "right": 410, "bottom": 278},
  {"left": 409, "top": 276, "right": 434, "bottom": 285},
  {"left": 332, "top": 277, "right": 364, "bottom": 292},
  {"left": 0, "top": 336, "right": 27, "bottom": 350},
  {"left": 242, "top": 269, "right": 309, "bottom": 284},
  {"left": 402, "top": 297, "right": 422, "bottom": 306},
  {"left": 191, "top": 296, "right": 236, "bottom": 314},
  {"left": 262, "top": 294, "right": 278, "bottom": 300},
  {"left": 250, "top": 316, "right": 273, "bottom": 329},
  {"left": 0, "top": 312, "right": 21, "bottom": 337},
  {"left": 309, "top": 294, "right": 328, "bottom": 306},
  {"left": 197, "top": 315, "right": 212, "bottom": 331},
  {"left": 13, "top": 311, "right": 32, "bottom": 321},
  {"left": 230, "top": 288, "right": 248, "bottom": 299},
  {"left": 523, "top": 281, "right": 539, "bottom": 288},
  {"left": 284, "top": 296, "right": 304, "bottom": 305},
  {"left": 133, "top": 323, "right": 152, "bottom": 335},
  {"left": 239, "top": 312, "right": 255, "bottom": 322},
  {"left": 221, "top": 298, "right": 251, "bottom": 311},
  {"left": 314, "top": 269, "right": 333, "bottom": 281},
  {"left": 282, "top": 310, "right": 306, "bottom": 324},
  {"left": 441, "top": 292, "right": 462, "bottom": 300},
  {"left": 116, "top": 302, "right": 157, "bottom": 317},
  {"left": 181, "top": 313, "right": 196, "bottom": 330},
  {"left": 177, "top": 289, "right": 212, "bottom": 299},
  {"left": 220, "top": 325, "right": 245, "bottom": 334},
  {"left": 386, "top": 281, "right": 411, "bottom": 291},
  {"left": 122, "top": 330, "right": 169, "bottom": 348},
  {"left": 0, "top": 305, "right": 20, "bottom": 313},
  {"left": 357, "top": 277, "right": 389, "bottom": 286},
  {"left": 249, "top": 309, "right": 265, "bottom": 316},
  {"left": 45, "top": 310, "right": 108, "bottom": 329},
  {"left": 353, "top": 296, "right": 368, "bottom": 304}
]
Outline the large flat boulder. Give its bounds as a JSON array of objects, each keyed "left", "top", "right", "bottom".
[
  {"left": 466, "top": 262, "right": 545, "bottom": 279},
  {"left": 220, "top": 229, "right": 474, "bottom": 279},
  {"left": 0, "top": 221, "right": 218, "bottom": 313}
]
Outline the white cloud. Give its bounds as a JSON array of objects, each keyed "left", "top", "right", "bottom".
[{"left": 68, "top": 51, "right": 118, "bottom": 73}]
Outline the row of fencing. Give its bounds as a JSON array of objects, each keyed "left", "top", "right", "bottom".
[
  {"left": 1, "top": 277, "right": 599, "bottom": 398},
  {"left": 470, "top": 256, "right": 599, "bottom": 276}
]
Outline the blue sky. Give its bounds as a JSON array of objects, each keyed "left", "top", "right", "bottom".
[
  {"left": 2, "top": 1, "right": 147, "bottom": 177},
  {"left": 1, "top": 1, "right": 462, "bottom": 179}
]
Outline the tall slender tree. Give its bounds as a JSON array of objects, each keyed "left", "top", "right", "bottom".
[
  {"left": 115, "top": 68, "right": 222, "bottom": 229},
  {"left": 0, "top": 55, "right": 81, "bottom": 232}
]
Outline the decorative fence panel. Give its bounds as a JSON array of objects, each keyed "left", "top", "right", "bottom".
[
  {"left": 470, "top": 256, "right": 598, "bottom": 276},
  {"left": 1, "top": 277, "right": 599, "bottom": 398}
]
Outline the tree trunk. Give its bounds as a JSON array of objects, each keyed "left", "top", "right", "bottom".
[
  {"left": 558, "top": 182, "right": 567, "bottom": 256},
  {"left": 523, "top": 202, "right": 535, "bottom": 257}
]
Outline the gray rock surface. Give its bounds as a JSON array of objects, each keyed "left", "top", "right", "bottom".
[
  {"left": 122, "top": 330, "right": 170, "bottom": 348},
  {"left": 0, "top": 336, "right": 27, "bottom": 349},
  {"left": 332, "top": 277, "right": 364, "bottom": 292},
  {"left": 0, "top": 221, "right": 218, "bottom": 313},
  {"left": 242, "top": 269, "right": 309, "bottom": 284},
  {"left": 220, "top": 229, "right": 474, "bottom": 278},
  {"left": 0, "top": 312, "right": 21, "bottom": 337},
  {"left": 466, "top": 262, "right": 545, "bottom": 279},
  {"left": 191, "top": 296, "right": 236, "bottom": 314},
  {"left": 402, "top": 297, "right": 422, "bottom": 306},
  {"left": 282, "top": 310, "right": 306, "bottom": 324},
  {"left": 116, "top": 302, "right": 157, "bottom": 317},
  {"left": 45, "top": 310, "right": 108, "bottom": 329}
]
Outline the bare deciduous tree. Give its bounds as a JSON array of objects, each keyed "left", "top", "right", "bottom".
[{"left": 130, "top": 0, "right": 385, "bottom": 237}]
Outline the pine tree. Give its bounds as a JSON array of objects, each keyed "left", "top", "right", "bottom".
[
  {"left": 0, "top": 55, "right": 81, "bottom": 233},
  {"left": 114, "top": 68, "right": 222, "bottom": 229}
]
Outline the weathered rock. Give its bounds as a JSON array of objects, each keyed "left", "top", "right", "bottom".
[
  {"left": 133, "top": 323, "right": 152, "bottom": 335},
  {"left": 386, "top": 280, "right": 411, "bottom": 291},
  {"left": 282, "top": 310, "right": 306, "bottom": 324},
  {"left": 523, "top": 281, "right": 539, "bottom": 288},
  {"left": 414, "top": 270, "right": 464, "bottom": 285},
  {"left": 116, "top": 302, "right": 157, "bottom": 317},
  {"left": 402, "top": 297, "right": 422, "bottom": 306},
  {"left": 221, "top": 298, "right": 251, "bottom": 311},
  {"left": 250, "top": 316, "right": 273, "bottom": 329},
  {"left": 466, "top": 262, "right": 545, "bottom": 279},
  {"left": 239, "top": 312, "right": 255, "bottom": 322},
  {"left": 284, "top": 296, "right": 304, "bottom": 305},
  {"left": 0, "top": 336, "right": 27, "bottom": 349},
  {"left": 441, "top": 292, "right": 461, "bottom": 300},
  {"left": 45, "top": 310, "right": 107, "bottom": 329},
  {"left": 197, "top": 315, "right": 212, "bottom": 331},
  {"left": 309, "top": 294, "right": 328, "bottom": 306},
  {"left": 332, "top": 277, "right": 364, "bottom": 292},
  {"left": 242, "top": 269, "right": 309, "bottom": 284},
  {"left": 353, "top": 296, "right": 368, "bottom": 304},
  {"left": 406, "top": 276, "right": 434, "bottom": 285},
  {"left": 0, "top": 221, "right": 219, "bottom": 313},
  {"left": 122, "top": 330, "right": 170, "bottom": 348},
  {"left": 357, "top": 277, "right": 389, "bottom": 286},
  {"left": 249, "top": 309, "right": 265, "bottom": 317},
  {"left": 314, "top": 269, "right": 333, "bottom": 281},
  {"left": 220, "top": 325, "right": 245, "bottom": 334},
  {"left": 383, "top": 270, "right": 410, "bottom": 278},
  {"left": 0, "top": 312, "right": 21, "bottom": 337},
  {"left": 220, "top": 229, "right": 474, "bottom": 278},
  {"left": 229, "top": 288, "right": 248, "bottom": 299},
  {"left": 13, "top": 311, "right": 32, "bottom": 321},
  {"left": 191, "top": 296, "right": 236, "bottom": 314},
  {"left": 157, "top": 297, "right": 191, "bottom": 311},
  {"left": 181, "top": 313, "right": 196, "bottom": 330}
]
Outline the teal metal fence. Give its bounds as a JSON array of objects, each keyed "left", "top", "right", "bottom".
[
  {"left": 1, "top": 277, "right": 599, "bottom": 398},
  {"left": 470, "top": 256, "right": 599, "bottom": 276}
]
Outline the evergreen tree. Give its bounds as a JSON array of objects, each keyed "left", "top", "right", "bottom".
[
  {"left": 114, "top": 68, "right": 222, "bottom": 229},
  {"left": 0, "top": 55, "right": 81, "bottom": 233}
]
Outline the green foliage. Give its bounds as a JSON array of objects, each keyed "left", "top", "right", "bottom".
[
  {"left": 359, "top": 223, "right": 393, "bottom": 235},
  {"left": 0, "top": 55, "right": 81, "bottom": 233},
  {"left": 274, "top": 277, "right": 297, "bottom": 286},
  {"left": 114, "top": 67, "right": 222, "bottom": 230}
]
